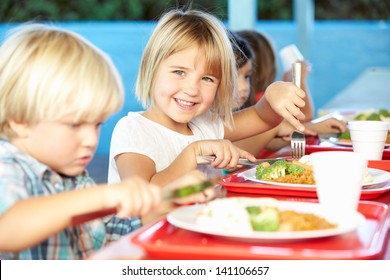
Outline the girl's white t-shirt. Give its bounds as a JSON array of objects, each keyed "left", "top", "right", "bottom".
[{"left": 108, "top": 111, "right": 224, "bottom": 183}]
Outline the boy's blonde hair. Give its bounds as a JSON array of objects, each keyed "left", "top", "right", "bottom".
[
  {"left": 0, "top": 23, "right": 124, "bottom": 139},
  {"left": 136, "top": 9, "right": 237, "bottom": 128}
]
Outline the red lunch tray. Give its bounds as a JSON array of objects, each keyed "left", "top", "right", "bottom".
[
  {"left": 305, "top": 140, "right": 390, "bottom": 160},
  {"left": 130, "top": 201, "right": 390, "bottom": 260},
  {"left": 220, "top": 160, "right": 390, "bottom": 200}
]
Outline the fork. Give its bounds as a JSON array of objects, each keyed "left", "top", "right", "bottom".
[
  {"left": 292, "top": 62, "right": 301, "bottom": 88},
  {"left": 290, "top": 62, "right": 305, "bottom": 159},
  {"left": 291, "top": 130, "right": 306, "bottom": 159}
]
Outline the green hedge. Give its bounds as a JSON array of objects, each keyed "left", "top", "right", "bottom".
[{"left": 0, "top": 0, "right": 388, "bottom": 22}]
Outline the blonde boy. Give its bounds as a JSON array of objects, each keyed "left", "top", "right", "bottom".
[{"left": 0, "top": 24, "right": 206, "bottom": 259}]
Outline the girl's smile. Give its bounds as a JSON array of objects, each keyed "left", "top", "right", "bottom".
[{"left": 174, "top": 97, "right": 197, "bottom": 110}]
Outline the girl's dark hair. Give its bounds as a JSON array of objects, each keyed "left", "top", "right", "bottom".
[
  {"left": 228, "top": 30, "right": 254, "bottom": 69},
  {"left": 237, "top": 30, "right": 277, "bottom": 107}
]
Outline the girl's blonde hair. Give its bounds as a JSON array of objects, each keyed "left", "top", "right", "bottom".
[
  {"left": 136, "top": 9, "right": 237, "bottom": 128},
  {"left": 0, "top": 23, "right": 124, "bottom": 139}
]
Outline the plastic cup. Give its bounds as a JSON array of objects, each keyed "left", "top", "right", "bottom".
[
  {"left": 311, "top": 151, "right": 367, "bottom": 218},
  {"left": 279, "top": 44, "right": 304, "bottom": 71},
  {"left": 348, "top": 121, "right": 389, "bottom": 160}
]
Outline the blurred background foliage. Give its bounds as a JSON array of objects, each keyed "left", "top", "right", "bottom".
[{"left": 0, "top": 0, "right": 389, "bottom": 22}]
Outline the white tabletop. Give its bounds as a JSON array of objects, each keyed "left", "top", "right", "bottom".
[{"left": 318, "top": 67, "right": 390, "bottom": 117}]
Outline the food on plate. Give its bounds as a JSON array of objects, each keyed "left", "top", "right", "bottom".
[
  {"left": 254, "top": 155, "right": 373, "bottom": 184},
  {"left": 339, "top": 130, "right": 390, "bottom": 144},
  {"left": 338, "top": 130, "right": 351, "bottom": 142},
  {"left": 256, "top": 158, "right": 315, "bottom": 185},
  {"left": 338, "top": 108, "right": 390, "bottom": 144},
  {"left": 354, "top": 108, "right": 389, "bottom": 121},
  {"left": 363, "top": 169, "right": 374, "bottom": 183},
  {"left": 196, "top": 198, "right": 337, "bottom": 233},
  {"left": 169, "top": 181, "right": 213, "bottom": 198},
  {"left": 246, "top": 205, "right": 280, "bottom": 231}
]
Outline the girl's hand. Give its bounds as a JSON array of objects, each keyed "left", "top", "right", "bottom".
[
  {"left": 305, "top": 118, "right": 347, "bottom": 134},
  {"left": 106, "top": 176, "right": 162, "bottom": 218},
  {"left": 193, "top": 139, "right": 256, "bottom": 169},
  {"left": 264, "top": 81, "right": 306, "bottom": 131},
  {"left": 277, "top": 118, "right": 347, "bottom": 142},
  {"left": 277, "top": 120, "right": 317, "bottom": 141}
]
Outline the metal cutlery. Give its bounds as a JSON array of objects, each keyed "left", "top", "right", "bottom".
[
  {"left": 290, "top": 62, "right": 305, "bottom": 159},
  {"left": 291, "top": 130, "right": 306, "bottom": 159},
  {"left": 196, "top": 155, "right": 285, "bottom": 166},
  {"left": 292, "top": 62, "right": 301, "bottom": 88}
]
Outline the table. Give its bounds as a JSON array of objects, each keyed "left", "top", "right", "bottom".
[
  {"left": 318, "top": 67, "right": 390, "bottom": 116},
  {"left": 89, "top": 158, "right": 390, "bottom": 260},
  {"left": 89, "top": 191, "right": 390, "bottom": 260}
]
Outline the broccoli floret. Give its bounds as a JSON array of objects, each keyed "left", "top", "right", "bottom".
[
  {"left": 367, "top": 112, "right": 380, "bottom": 120},
  {"left": 354, "top": 113, "right": 367, "bottom": 120},
  {"left": 247, "top": 207, "right": 280, "bottom": 231},
  {"left": 379, "top": 109, "right": 389, "bottom": 117},
  {"left": 338, "top": 130, "right": 351, "bottom": 140},
  {"left": 246, "top": 206, "right": 261, "bottom": 215},
  {"left": 172, "top": 181, "right": 212, "bottom": 198},
  {"left": 286, "top": 164, "right": 305, "bottom": 175},
  {"left": 255, "top": 162, "right": 267, "bottom": 178},
  {"left": 256, "top": 160, "right": 289, "bottom": 180},
  {"left": 255, "top": 162, "right": 271, "bottom": 178},
  {"left": 256, "top": 168, "right": 275, "bottom": 180},
  {"left": 272, "top": 159, "right": 289, "bottom": 167}
]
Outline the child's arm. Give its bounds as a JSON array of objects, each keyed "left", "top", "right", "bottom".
[
  {"left": 234, "top": 126, "right": 280, "bottom": 156},
  {"left": 304, "top": 118, "right": 347, "bottom": 134},
  {"left": 260, "top": 81, "right": 306, "bottom": 131},
  {"left": 116, "top": 139, "right": 256, "bottom": 186},
  {"left": 0, "top": 177, "right": 161, "bottom": 252},
  {"left": 226, "top": 81, "right": 306, "bottom": 142},
  {"left": 275, "top": 117, "right": 346, "bottom": 141}
]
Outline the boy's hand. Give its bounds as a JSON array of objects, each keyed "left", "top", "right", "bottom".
[
  {"left": 107, "top": 177, "right": 161, "bottom": 218},
  {"left": 163, "top": 170, "right": 216, "bottom": 205}
]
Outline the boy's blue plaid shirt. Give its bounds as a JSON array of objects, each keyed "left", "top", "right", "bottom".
[{"left": 0, "top": 140, "right": 141, "bottom": 259}]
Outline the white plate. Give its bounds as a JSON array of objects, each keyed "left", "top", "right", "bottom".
[
  {"left": 167, "top": 198, "right": 365, "bottom": 242},
  {"left": 325, "top": 137, "right": 390, "bottom": 148},
  {"left": 238, "top": 167, "right": 390, "bottom": 188}
]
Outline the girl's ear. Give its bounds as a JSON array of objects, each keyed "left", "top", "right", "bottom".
[{"left": 8, "top": 120, "right": 31, "bottom": 138}]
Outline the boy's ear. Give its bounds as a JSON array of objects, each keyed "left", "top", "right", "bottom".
[{"left": 8, "top": 120, "right": 31, "bottom": 138}]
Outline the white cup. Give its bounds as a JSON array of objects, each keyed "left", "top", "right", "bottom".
[
  {"left": 311, "top": 151, "right": 367, "bottom": 218},
  {"left": 348, "top": 121, "right": 389, "bottom": 160},
  {"left": 279, "top": 44, "right": 304, "bottom": 71}
]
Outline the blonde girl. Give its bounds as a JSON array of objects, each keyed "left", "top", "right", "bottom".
[{"left": 108, "top": 9, "right": 307, "bottom": 187}]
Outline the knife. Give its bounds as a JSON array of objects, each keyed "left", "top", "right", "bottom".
[
  {"left": 196, "top": 155, "right": 285, "bottom": 166},
  {"left": 71, "top": 176, "right": 222, "bottom": 226}
]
